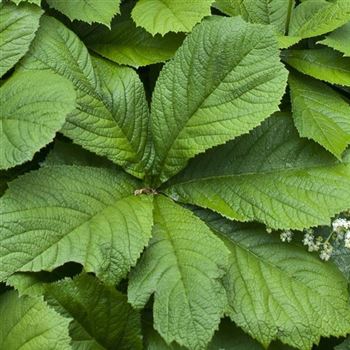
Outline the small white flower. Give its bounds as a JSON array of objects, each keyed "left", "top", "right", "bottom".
[
  {"left": 332, "top": 218, "right": 350, "bottom": 233},
  {"left": 344, "top": 231, "right": 350, "bottom": 249},
  {"left": 266, "top": 227, "right": 272, "bottom": 234},
  {"left": 280, "top": 230, "right": 293, "bottom": 242},
  {"left": 302, "top": 232, "right": 314, "bottom": 246},
  {"left": 319, "top": 242, "right": 333, "bottom": 261}
]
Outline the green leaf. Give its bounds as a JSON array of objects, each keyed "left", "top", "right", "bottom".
[
  {"left": 335, "top": 337, "right": 350, "bottom": 350},
  {"left": 128, "top": 195, "right": 229, "bottom": 350},
  {"left": 289, "top": 0, "right": 350, "bottom": 39},
  {"left": 0, "top": 166, "right": 154, "bottom": 284},
  {"left": 46, "top": 0, "right": 121, "bottom": 27},
  {"left": 144, "top": 325, "right": 185, "bottom": 350},
  {"left": 20, "top": 16, "right": 150, "bottom": 179},
  {"left": 0, "top": 2, "right": 42, "bottom": 77},
  {"left": 45, "top": 273, "right": 142, "bottom": 350},
  {"left": 332, "top": 245, "right": 350, "bottom": 283},
  {"left": 283, "top": 48, "right": 350, "bottom": 87},
  {"left": 165, "top": 114, "right": 350, "bottom": 230},
  {"left": 131, "top": 0, "right": 214, "bottom": 36},
  {"left": 0, "top": 71, "right": 76, "bottom": 170},
  {"left": 277, "top": 35, "right": 301, "bottom": 49},
  {"left": 213, "top": 0, "right": 240, "bottom": 16},
  {"left": 196, "top": 210, "right": 350, "bottom": 349},
  {"left": 0, "top": 291, "right": 71, "bottom": 350},
  {"left": 318, "top": 22, "right": 350, "bottom": 57},
  {"left": 208, "top": 319, "right": 264, "bottom": 350},
  {"left": 289, "top": 72, "right": 350, "bottom": 159},
  {"left": 151, "top": 16, "right": 288, "bottom": 184},
  {"left": 86, "top": 12, "right": 184, "bottom": 68},
  {"left": 11, "top": 0, "right": 41, "bottom": 5}
]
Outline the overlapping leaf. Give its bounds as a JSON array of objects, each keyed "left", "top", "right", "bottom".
[
  {"left": 0, "top": 291, "right": 71, "bottom": 350},
  {"left": 165, "top": 114, "right": 350, "bottom": 230},
  {"left": 289, "top": 72, "right": 350, "bottom": 158},
  {"left": 289, "top": 0, "right": 350, "bottom": 39},
  {"left": 0, "top": 71, "right": 76, "bottom": 170},
  {"left": 20, "top": 16, "right": 150, "bottom": 178},
  {"left": 195, "top": 209, "right": 350, "bottom": 349},
  {"left": 283, "top": 48, "right": 350, "bottom": 86},
  {"left": 128, "top": 196, "right": 229, "bottom": 350},
  {"left": 0, "top": 2, "right": 42, "bottom": 77},
  {"left": 45, "top": 273, "right": 142, "bottom": 350},
  {"left": 46, "top": 0, "right": 121, "bottom": 27},
  {"left": 150, "top": 16, "right": 288, "bottom": 184},
  {"left": 131, "top": 0, "right": 214, "bottom": 35},
  {"left": 318, "top": 22, "right": 350, "bottom": 57},
  {"left": 0, "top": 166, "right": 154, "bottom": 284}
]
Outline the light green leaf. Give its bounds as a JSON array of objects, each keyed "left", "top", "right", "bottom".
[
  {"left": 0, "top": 2, "right": 42, "bottom": 77},
  {"left": 165, "top": 114, "right": 350, "bottom": 230},
  {"left": 289, "top": 0, "right": 350, "bottom": 39},
  {"left": 0, "top": 71, "right": 76, "bottom": 170},
  {"left": 46, "top": 0, "right": 121, "bottom": 27},
  {"left": 0, "top": 166, "right": 154, "bottom": 284},
  {"left": 86, "top": 12, "right": 184, "bottom": 68},
  {"left": 128, "top": 195, "right": 229, "bottom": 350},
  {"left": 196, "top": 210, "right": 350, "bottom": 349},
  {"left": 0, "top": 291, "right": 71, "bottom": 350},
  {"left": 213, "top": 0, "right": 240, "bottom": 16},
  {"left": 208, "top": 319, "right": 264, "bottom": 350},
  {"left": 283, "top": 48, "right": 350, "bottom": 86},
  {"left": 289, "top": 72, "right": 350, "bottom": 158},
  {"left": 131, "top": 0, "right": 214, "bottom": 36},
  {"left": 318, "top": 22, "right": 350, "bottom": 57},
  {"left": 45, "top": 273, "right": 142, "bottom": 350},
  {"left": 20, "top": 16, "right": 150, "bottom": 179},
  {"left": 277, "top": 35, "right": 301, "bottom": 49},
  {"left": 11, "top": 0, "right": 41, "bottom": 5},
  {"left": 151, "top": 16, "right": 288, "bottom": 184}
]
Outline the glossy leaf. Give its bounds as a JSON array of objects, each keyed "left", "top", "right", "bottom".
[
  {"left": 165, "top": 114, "right": 350, "bottom": 230},
  {"left": 0, "top": 166, "right": 154, "bottom": 284},
  {"left": 151, "top": 16, "right": 288, "bottom": 184},
  {"left": 0, "top": 71, "right": 76, "bottom": 170},
  {"left": 0, "top": 2, "right": 42, "bottom": 77},
  {"left": 128, "top": 196, "right": 229, "bottom": 350},
  {"left": 289, "top": 72, "right": 350, "bottom": 158}
]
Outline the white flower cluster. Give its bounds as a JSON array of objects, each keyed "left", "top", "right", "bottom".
[
  {"left": 302, "top": 230, "right": 323, "bottom": 252},
  {"left": 319, "top": 242, "right": 333, "bottom": 261},
  {"left": 280, "top": 230, "right": 293, "bottom": 242}
]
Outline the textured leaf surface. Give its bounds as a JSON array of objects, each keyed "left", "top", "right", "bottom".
[
  {"left": 0, "top": 71, "right": 76, "bottom": 170},
  {"left": 165, "top": 114, "right": 350, "bottom": 230},
  {"left": 0, "top": 2, "right": 42, "bottom": 77},
  {"left": 289, "top": 72, "right": 350, "bottom": 158},
  {"left": 46, "top": 0, "right": 121, "bottom": 27},
  {"left": 196, "top": 210, "right": 350, "bottom": 349},
  {"left": 0, "top": 291, "right": 71, "bottom": 350},
  {"left": 20, "top": 16, "right": 150, "bottom": 178},
  {"left": 45, "top": 273, "right": 142, "bottom": 350},
  {"left": 86, "top": 11, "right": 183, "bottom": 68},
  {"left": 0, "top": 166, "right": 154, "bottom": 284},
  {"left": 151, "top": 16, "right": 288, "bottom": 184},
  {"left": 11, "top": 0, "right": 41, "bottom": 4},
  {"left": 128, "top": 196, "right": 229, "bottom": 350},
  {"left": 283, "top": 48, "right": 350, "bottom": 86},
  {"left": 318, "top": 22, "right": 350, "bottom": 57},
  {"left": 289, "top": 0, "right": 350, "bottom": 39},
  {"left": 131, "top": 0, "right": 214, "bottom": 35}
]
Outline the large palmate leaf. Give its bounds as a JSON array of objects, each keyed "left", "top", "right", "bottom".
[
  {"left": 150, "top": 16, "right": 288, "bottom": 184},
  {"left": 85, "top": 11, "right": 183, "bottom": 68},
  {"left": 195, "top": 209, "right": 350, "bottom": 349},
  {"left": 0, "top": 291, "right": 71, "bottom": 350},
  {"left": 165, "top": 114, "right": 350, "bottom": 230},
  {"left": 20, "top": 16, "right": 149, "bottom": 179},
  {"left": 282, "top": 48, "right": 350, "bottom": 86},
  {"left": 318, "top": 22, "right": 350, "bottom": 57},
  {"left": 289, "top": 0, "right": 350, "bottom": 39},
  {"left": 128, "top": 196, "right": 229, "bottom": 350},
  {"left": 0, "top": 2, "right": 42, "bottom": 77},
  {"left": 46, "top": 0, "right": 121, "bottom": 27},
  {"left": 131, "top": 0, "right": 214, "bottom": 36},
  {"left": 289, "top": 72, "right": 350, "bottom": 158},
  {"left": 0, "top": 166, "right": 153, "bottom": 284},
  {"left": 45, "top": 273, "right": 142, "bottom": 350},
  {"left": 0, "top": 71, "right": 76, "bottom": 170}
]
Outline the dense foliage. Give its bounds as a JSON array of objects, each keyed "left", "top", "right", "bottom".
[{"left": 0, "top": 0, "right": 350, "bottom": 349}]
